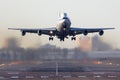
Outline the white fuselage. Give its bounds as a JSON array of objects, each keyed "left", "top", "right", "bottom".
[{"left": 56, "top": 13, "right": 71, "bottom": 37}]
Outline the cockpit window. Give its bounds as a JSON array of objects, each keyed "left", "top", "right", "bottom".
[{"left": 63, "top": 17, "right": 68, "bottom": 19}]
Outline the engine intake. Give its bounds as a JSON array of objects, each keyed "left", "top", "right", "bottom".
[
  {"left": 83, "top": 30, "right": 88, "bottom": 36},
  {"left": 22, "top": 31, "right": 26, "bottom": 36},
  {"left": 37, "top": 30, "right": 41, "bottom": 35},
  {"left": 99, "top": 30, "right": 104, "bottom": 36}
]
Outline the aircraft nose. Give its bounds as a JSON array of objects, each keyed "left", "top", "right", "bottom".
[
  {"left": 62, "top": 19, "right": 67, "bottom": 25},
  {"left": 62, "top": 20, "right": 66, "bottom": 25},
  {"left": 62, "top": 19, "right": 66, "bottom": 23}
]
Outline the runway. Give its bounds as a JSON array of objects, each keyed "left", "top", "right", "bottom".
[
  {"left": 0, "top": 72, "right": 119, "bottom": 80},
  {"left": 0, "top": 59, "right": 120, "bottom": 80}
]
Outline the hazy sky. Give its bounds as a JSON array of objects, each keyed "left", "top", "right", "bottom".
[{"left": 0, "top": 0, "right": 120, "bottom": 48}]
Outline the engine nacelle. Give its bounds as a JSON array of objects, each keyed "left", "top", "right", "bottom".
[
  {"left": 22, "top": 31, "right": 26, "bottom": 36},
  {"left": 99, "top": 30, "right": 104, "bottom": 36},
  {"left": 37, "top": 30, "right": 41, "bottom": 36},
  {"left": 83, "top": 30, "right": 88, "bottom": 36}
]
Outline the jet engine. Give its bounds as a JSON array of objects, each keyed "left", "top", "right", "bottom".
[
  {"left": 37, "top": 30, "right": 41, "bottom": 35},
  {"left": 99, "top": 30, "right": 104, "bottom": 36},
  {"left": 83, "top": 30, "right": 88, "bottom": 36},
  {"left": 22, "top": 31, "right": 26, "bottom": 36}
]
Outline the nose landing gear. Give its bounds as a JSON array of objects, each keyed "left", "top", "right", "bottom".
[{"left": 60, "top": 37, "right": 64, "bottom": 41}]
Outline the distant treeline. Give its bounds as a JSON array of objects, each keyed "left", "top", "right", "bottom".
[{"left": 0, "top": 46, "right": 87, "bottom": 63}]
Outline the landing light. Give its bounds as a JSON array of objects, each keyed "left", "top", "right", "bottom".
[
  {"left": 63, "top": 28, "right": 66, "bottom": 31},
  {"left": 50, "top": 31, "right": 53, "bottom": 34}
]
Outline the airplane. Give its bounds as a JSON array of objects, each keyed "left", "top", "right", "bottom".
[{"left": 8, "top": 13, "right": 114, "bottom": 41}]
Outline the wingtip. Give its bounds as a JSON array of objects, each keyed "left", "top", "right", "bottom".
[
  {"left": 112, "top": 27, "right": 115, "bottom": 29},
  {"left": 8, "top": 28, "right": 18, "bottom": 30},
  {"left": 8, "top": 28, "right": 11, "bottom": 30},
  {"left": 8, "top": 28, "right": 13, "bottom": 30}
]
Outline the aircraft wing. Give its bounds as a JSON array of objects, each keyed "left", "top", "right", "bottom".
[
  {"left": 70, "top": 27, "right": 115, "bottom": 35},
  {"left": 8, "top": 28, "right": 57, "bottom": 36}
]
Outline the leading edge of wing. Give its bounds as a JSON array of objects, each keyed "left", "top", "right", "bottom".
[
  {"left": 8, "top": 27, "right": 56, "bottom": 31},
  {"left": 71, "top": 27, "right": 115, "bottom": 31}
]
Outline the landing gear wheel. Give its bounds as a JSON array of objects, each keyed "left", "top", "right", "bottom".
[
  {"left": 49, "top": 37, "right": 53, "bottom": 41},
  {"left": 71, "top": 37, "right": 76, "bottom": 40},
  {"left": 60, "top": 37, "right": 65, "bottom": 41}
]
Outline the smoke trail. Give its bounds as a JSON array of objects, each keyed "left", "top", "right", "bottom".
[{"left": 92, "top": 35, "right": 112, "bottom": 51}]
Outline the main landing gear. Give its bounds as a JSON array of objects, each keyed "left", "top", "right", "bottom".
[
  {"left": 71, "top": 37, "right": 76, "bottom": 40},
  {"left": 49, "top": 37, "right": 53, "bottom": 41}
]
